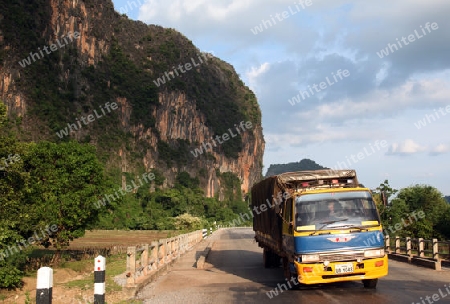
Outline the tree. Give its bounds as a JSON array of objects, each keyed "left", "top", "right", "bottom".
[
  {"left": 389, "top": 184, "right": 449, "bottom": 239},
  {"left": 21, "top": 141, "right": 108, "bottom": 249},
  {"left": 375, "top": 179, "right": 398, "bottom": 205},
  {"left": 173, "top": 213, "right": 205, "bottom": 231},
  {"left": 175, "top": 171, "right": 199, "bottom": 189},
  {"left": 0, "top": 102, "right": 6, "bottom": 127},
  {"left": 0, "top": 110, "right": 37, "bottom": 288},
  {"left": 0, "top": 102, "right": 31, "bottom": 288},
  {"left": 372, "top": 180, "right": 398, "bottom": 228}
]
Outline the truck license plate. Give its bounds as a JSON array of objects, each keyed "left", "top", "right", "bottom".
[{"left": 335, "top": 263, "right": 354, "bottom": 274}]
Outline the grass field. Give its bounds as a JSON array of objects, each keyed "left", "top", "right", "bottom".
[{"left": 65, "top": 230, "right": 179, "bottom": 249}]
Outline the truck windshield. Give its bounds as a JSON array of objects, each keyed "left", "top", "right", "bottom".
[{"left": 295, "top": 191, "right": 380, "bottom": 229}]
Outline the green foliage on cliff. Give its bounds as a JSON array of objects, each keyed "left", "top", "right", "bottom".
[
  {"left": 94, "top": 170, "right": 247, "bottom": 231},
  {"left": 101, "top": 40, "right": 159, "bottom": 128},
  {"left": 157, "top": 139, "right": 191, "bottom": 167}
]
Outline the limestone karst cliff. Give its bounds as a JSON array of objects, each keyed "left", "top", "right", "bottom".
[{"left": 0, "top": 0, "right": 264, "bottom": 198}]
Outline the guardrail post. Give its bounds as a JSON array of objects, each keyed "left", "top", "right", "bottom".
[
  {"left": 418, "top": 238, "right": 424, "bottom": 257},
  {"left": 395, "top": 236, "right": 400, "bottom": 254},
  {"left": 433, "top": 239, "right": 442, "bottom": 270},
  {"left": 406, "top": 237, "right": 411, "bottom": 257},
  {"left": 385, "top": 235, "right": 390, "bottom": 253},
  {"left": 164, "top": 239, "right": 169, "bottom": 263},
  {"left": 36, "top": 267, "right": 53, "bottom": 304},
  {"left": 142, "top": 245, "right": 149, "bottom": 276},
  {"left": 179, "top": 235, "right": 184, "bottom": 255},
  {"left": 432, "top": 239, "right": 439, "bottom": 260},
  {"left": 94, "top": 255, "right": 106, "bottom": 304},
  {"left": 126, "top": 246, "right": 136, "bottom": 285},
  {"left": 151, "top": 241, "right": 158, "bottom": 270},
  {"left": 171, "top": 238, "right": 174, "bottom": 258},
  {"left": 158, "top": 241, "right": 164, "bottom": 266}
]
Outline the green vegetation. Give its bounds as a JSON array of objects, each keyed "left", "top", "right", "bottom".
[
  {"left": 157, "top": 139, "right": 191, "bottom": 167},
  {"left": 22, "top": 141, "right": 108, "bottom": 248},
  {"left": 62, "top": 253, "right": 125, "bottom": 292},
  {"left": 0, "top": 105, "right": 110, "bottom": 287},
  {"left": 265, "top": 159, "right": 327, "bottom": 177},
  {"left": 100, "top": 40, "right": 159, "bottom": 129},
  {"left": 372, "top": 180, "right": 450, "bottom": 240}
]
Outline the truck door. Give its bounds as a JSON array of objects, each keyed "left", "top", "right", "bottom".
[{"left": 282, "top": 198, "right": 295, "bottom": 254}]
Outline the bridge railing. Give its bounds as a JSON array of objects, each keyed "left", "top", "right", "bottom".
[
  {"left": 385, "top": 235, "right": 450, "bottom": 268},
  {"left": 125, "top": 229, "right": 212, "bottom": 287}
]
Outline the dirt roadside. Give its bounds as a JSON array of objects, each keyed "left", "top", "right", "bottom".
[{"left": 0, "top": 262, "right": 137, "bottom": 304}]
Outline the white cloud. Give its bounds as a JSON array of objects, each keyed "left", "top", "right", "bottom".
[
  {"left": 430, "top": 143, "right": 450, "bottom": 156},
  {"left": 139, "top": 0, "right": 258, "bottom": 25},
  {"left": 386, "top": 139, "right": 426, "bottom": 156},
  {"left": 246, "top": 62, "right": 270, "bottom": 92}
]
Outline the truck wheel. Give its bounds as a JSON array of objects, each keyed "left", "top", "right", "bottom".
[
  {"left": 283, "top": 257, "right": 300, "bottom": 290},
  {"left": 263, "top": 249, "right": 272, "bottom": 268},
  {"left": 283, "top": 257, "right": 291, "bottom": 280},
  {"left": 271, "top": 253, "right": 281, "bottom": 267},
  {"left": 263, "top": 249, "right": 280, "bottom": 268},
  {"left": 362, "top": 279, "right": 378, "bottom": 288}
]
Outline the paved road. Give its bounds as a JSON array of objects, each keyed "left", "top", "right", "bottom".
[{"left": 136, "top": 228, "right": 450, "bottom": 304}]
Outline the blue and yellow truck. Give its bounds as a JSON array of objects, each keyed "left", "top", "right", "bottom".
[{"left": 251, "top": 169, "right": 388, "bottom": 288}]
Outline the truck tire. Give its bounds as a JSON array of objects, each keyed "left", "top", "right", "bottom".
[
  {"left": 263, "top": 249, "right": 280, "bottom": 268},
  {"left": 263, "top": 248, "right": 272, "bottom": 268},
  {"left": 362, "top": 279, "right": 378, "bottom": 288},
  {"left": 283, "top": 257, "right": 291, "bottom": 280},
  {"left": 271, "top": 252, "right": 281, "bottom": 267},
  {"left": 283, "top": 257, "right": 300, "bottom": 290}
]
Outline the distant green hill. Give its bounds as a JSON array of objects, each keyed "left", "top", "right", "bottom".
[
  {"left": 445, "top": 196, "right": 450, "bottom": 203},
  {"left": 265, "top": 159, "right": 327, "bottom": 177}
]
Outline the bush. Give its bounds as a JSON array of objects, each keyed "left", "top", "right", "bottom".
[
  {"left": 173, "top": 213, "right": 205, "bottom": 231},
  {"left": 0, "top": 262, "right": 23, "bottom": 289}
]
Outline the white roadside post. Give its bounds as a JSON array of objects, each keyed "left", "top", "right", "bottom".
[
  {"left": 94, "top": 255, "right": 106, "bottom": 304},
  {"left": 36, "top": 267, "right": 53, "bottom": 304}
]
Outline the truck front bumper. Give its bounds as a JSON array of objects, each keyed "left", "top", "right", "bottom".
[{"left": 295, "top": 255, "right": 388, "bottom": 285}]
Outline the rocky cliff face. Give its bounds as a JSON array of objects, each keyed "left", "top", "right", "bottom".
[{"left": 0, "top": 0, "right": 264, "bottom": 197}]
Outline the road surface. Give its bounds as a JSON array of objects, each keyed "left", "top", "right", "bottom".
[{"left": 136, "top": 228, "right": 450, "bottom": 304}]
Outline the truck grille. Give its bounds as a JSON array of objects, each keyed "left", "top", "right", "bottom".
[{"left": 319, "top": 251, "right": 365, "bottom": 262}]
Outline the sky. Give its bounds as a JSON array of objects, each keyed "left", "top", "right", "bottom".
[{"left": 111, "top": 0, "right": 450, "bottom": 196}]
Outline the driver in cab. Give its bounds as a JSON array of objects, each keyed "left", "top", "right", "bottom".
[{"left": 322, "top": 200, "right": 344, "bottom": 220}]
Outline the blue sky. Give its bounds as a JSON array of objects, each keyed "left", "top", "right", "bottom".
[{"left": 111, "top": 0, "right": 450, "bottom": 195}]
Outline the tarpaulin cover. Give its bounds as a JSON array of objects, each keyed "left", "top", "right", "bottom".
[{"left": 251, "top": 176, "right": 287, "bottom": 249}]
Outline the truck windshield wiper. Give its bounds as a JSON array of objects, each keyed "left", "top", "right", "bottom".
[
  {"left": 309, "top": 219, "right": 349, "bottom": 236},
  {"left": 331, "top": 224, "right": 369, "bottom": 232}
]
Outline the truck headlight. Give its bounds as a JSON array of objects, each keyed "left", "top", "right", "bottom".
[
  {"left": 301, "top": 254, "right": 320, "bottom": 262},
  {"left": 364, "top": 249, "right": 385, "bottom": 258}
]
